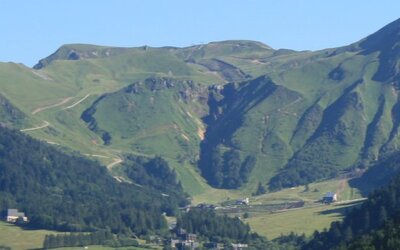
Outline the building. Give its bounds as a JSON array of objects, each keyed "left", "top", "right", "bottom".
[
  {"left": 231, "top": 243, "right": 248, "bottom": 249},
  {"left": 236, "top": 198, "right": 250, "bottom": 206},
  {"left": 196, "top": 203, "right": 216, "bottom": 210},
  {"left": 175, "top": 241, "right": 199, "bottom": 249},
  {"left": 322, "top": 192, "right": 337, "bottom": 204},
  {"left": 6, "top": 209, "right": 28, "bottom": 223},
  {"left": 170, "top": 228, "right": 199, "bottom": 249}
]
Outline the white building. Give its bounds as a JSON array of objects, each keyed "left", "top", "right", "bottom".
[{"left": 6, "top": 209, "right": 28, "bottom": 223}]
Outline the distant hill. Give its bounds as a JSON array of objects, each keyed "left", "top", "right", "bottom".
[{"left": 1, "top": 19, "right": 400, "bottom": 196}]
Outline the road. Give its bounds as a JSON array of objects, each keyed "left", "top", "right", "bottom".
[
  {"left": 63, "top": 94, "right": 90, "bottom": 110},
  {"left": 31, "top": 97, "right": 73, "bottom": 115},
  {"left": 106, "top": 157, "right": 123, "bottom": 170},
  {"left": 20, "top": 121, "right": 50, "bottom": 132}
]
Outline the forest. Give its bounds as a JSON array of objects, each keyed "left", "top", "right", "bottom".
[
  {"left": 200, "top": 147, "right": 256, "bottom": 189},
  {"left": 0, "top": 126, "right": 186, "bottom": 234},
  {"left": 176, "top": 209, "right": 278, "bottom": 249},
  {"left": 121, "top": 155, "right": 189, "bottom": 213},
  {"left": 42, "top": 230, "right": 140, "bottom": 249}
]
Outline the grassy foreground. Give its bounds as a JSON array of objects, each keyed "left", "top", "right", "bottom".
[
  {"left": 0, "top": 222, "right": 159, "bottom": 250},
  {"left": 0, "top": 221, "right": 57, "bottom": 250}
]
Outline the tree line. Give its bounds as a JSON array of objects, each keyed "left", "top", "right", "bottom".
[
  {"left": 176, "top": 209, "right": 279, "bottom": 249},
  {"left": 42, "top": 230, "right": 139, "bottom": 249},
  {"left": 201, "top": 147, "right": 256, "bottom": 189},
  {"left": 122, "top": 155, "right": 189, "bottom": 213}
]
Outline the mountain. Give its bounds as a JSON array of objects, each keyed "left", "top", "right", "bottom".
[{"left": 1, "top": 19, "right": 400, "bottom": 196}]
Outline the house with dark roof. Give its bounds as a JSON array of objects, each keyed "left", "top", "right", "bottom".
[{"left": 322, "top": 192, "right": 337, "bottom": 204}]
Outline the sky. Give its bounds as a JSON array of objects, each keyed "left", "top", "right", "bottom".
[{"left": 1, "top": 0, "right": 400, "bottom": 67}]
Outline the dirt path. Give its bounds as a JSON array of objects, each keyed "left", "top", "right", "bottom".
[
  {"left": 84, "top": 154, "right": 123, "bottom": 170},
  {"left": 107, "top": 157, "right": 123, "bottom": 170},
  {"left": 276, "top": 97, "right": 302, "bottom": 117},
  {"left": 32, "top": 97, "right": 73, "bottom": 115},
  {"left": 63, "top": 94, "right": 90, "bottom": 110},
  {"left": 20, "top": 121, "right": 50, "bottom": 132},
  {"left": 84, "top": 154, "right": 110, "bottom": 158},
  {"left": 31, "top": 70, "right": 52, "bottom": 80}
]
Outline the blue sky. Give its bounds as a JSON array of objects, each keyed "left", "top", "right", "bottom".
[{"left": 1, "top": 0, "right": 399, "bottom": 66}]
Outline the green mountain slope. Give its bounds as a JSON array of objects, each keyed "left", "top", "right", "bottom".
[
  {"left": 81, "top": 77, "right": 207, "bottom": 162},
  {"left": 1, "top": 19, "right": 400, "bottom": 196}
]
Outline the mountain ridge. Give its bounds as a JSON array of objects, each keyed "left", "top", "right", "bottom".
[
  {"left": 1, "top": 18, "right": 400, "bottom": 196},
  {"left": 33, "top": 40, "right": 274, "bottom": 70}
]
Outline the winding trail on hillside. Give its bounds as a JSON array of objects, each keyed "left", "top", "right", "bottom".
[
  {"left": 107, "top": 157, "right": 123, "bottom": 170},
  {"left": 20, "top": 121, "right": 50, "bottom": 132},
  {"left": 31, "top": 70, "right": 52, "bottom": 81},
  {"left": 85, "top": 154, "right": 129, "bottom": 183},
  {"left": 32, "top": 96, "right": 73, "bottom": 115},
  {"left": 24, "top": 93, "right": 130, "bottom": 183},
  {"left": 84, "top": 153, "right": 124, "bottom": 170},
  {"left": 63, "top": 94, "right": 90, "bottom": 110},
  {"left": 84, "top": 154, "right": 111, "bottom": 159}
]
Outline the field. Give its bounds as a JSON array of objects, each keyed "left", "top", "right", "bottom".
[
  {"left": 0, "top": 221, "right": 57, "bottom": 250},
  {"left": 0, "top": 222, "right": 161, "bottom": 250},
  {"left": 212, "top": 177, "right": 365, "bottom": 239},
  {"left": 244, "top": 200, "right": 364, "bottom": 239}
]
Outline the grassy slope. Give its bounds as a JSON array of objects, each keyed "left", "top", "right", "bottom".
[
  {"left": 0, "top": 39, "right": 399, "bottom": 198},
  {"left": 0, "top": 45, "right": 229, "bottom": 195},
  {"left": 221, "top": 177, "right": 363, "bottom": 239},
  {"left": 11, "top": 41, "right": 288, "bottom": 196},
  {"left": 245, "top": 201, "right": 363, "bottom": 240},
  {"left": 209, "top": 177, "right": 363, "bottom": 239},
  {"left": 202, "top": 47, "right": 400, "bottom": 191}
]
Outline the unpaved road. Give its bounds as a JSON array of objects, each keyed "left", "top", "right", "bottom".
[
  {"left": 20, "top": 121, "right": 50, "bottom": 132},
  {"left": 32, "top": 97, "right": 73, "bottom": 115},
  {"left": 63, "top": 94, "right": 90, "bottom": 110},
  {"left": 107, "top": 157, "right": 123, "bottom": 170}
]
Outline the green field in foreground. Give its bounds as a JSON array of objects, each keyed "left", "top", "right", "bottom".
[
  {"left": 0, "top": 221, "right": 57, "bottom": 250},
  {"left": 0, "top": 222, "right": 159, "bottom": 250},
  {"left": 244, "top": 200, "right": 364, "bottom": 240}
]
